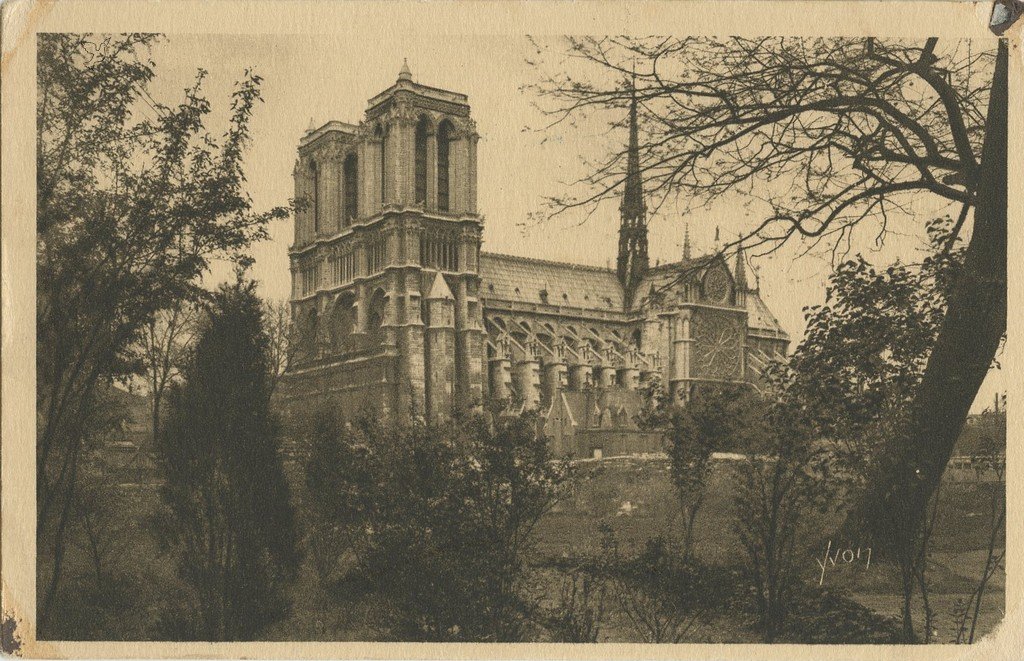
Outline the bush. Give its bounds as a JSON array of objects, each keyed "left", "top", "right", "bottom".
[
  {"left": 154, "top": 278, "right": 299, "bottom": 640},
  {"left": 665, "top": 384, "right": 763, "bottom": 558},
  {"left": 733, "top": 402, "right": 831, "bottom": 642},
  {"left": 305, "top": 409, "right": 565, "bottom": 641}
]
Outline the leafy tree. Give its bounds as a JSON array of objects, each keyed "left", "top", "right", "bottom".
[
  {"left": 781, "top": 216, "right": 988, "bottom": 641},
  {"left": 36, "top": 33, "right": 287, "bottom": 627},
  {"left": 541, "top": 569, "right": 608, "bottom": 643},
  {"left": 140, "top": 301, "right": 199, "bottom": 441},
  {"left": 305, "top": 410, "right": 565, "bottom": 641},
  {"left": 612, "top": 537, "right": 706, "bottom": 643},
  {"left": 786, "top": 215, "right": 968, "bottom": 476},
  {"left": 732, "top": 387, "right": 831, "bottom": 642},
  {"left": 154, "top": 278, "right": 299, "bottom": 640},
  {"left": 664, "top": 384, "right": 761, "bottom": 560},
  {"left": 528, "top": 36, "right": 1007, "bottom": 561}
]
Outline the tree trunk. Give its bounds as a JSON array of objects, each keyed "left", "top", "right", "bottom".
[{"left": 874, "top": 39, "right": 1007, "bottom": 553}]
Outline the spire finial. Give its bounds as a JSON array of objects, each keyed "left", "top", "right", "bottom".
[
  {"left": 398, "top": 58, "right": 412, "bottom": 82},
  {"left": 614, "top": 70, "right": 647, "bottom": 294},
  {"left": 617, "top": 70, "right": 648, "bottom": 294},
  {"left": 714, "top": 225, "right": 721, "bottom": 250},
  {"left": 683, "top": 223, "right": 692, "bottom": 261},
  {"left": 305, "top": 116, "right": 316, "bottom": 133},
  {"left": 734, "top": 235, "right": 748, "bottom": 291}
]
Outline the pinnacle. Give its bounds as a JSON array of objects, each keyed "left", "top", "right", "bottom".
[{"left": 398, "top": 58, "right": 413, "bottom": 82}]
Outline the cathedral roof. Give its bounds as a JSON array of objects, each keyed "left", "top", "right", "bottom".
[
  {"left": 746, "top": 291, "right": 789, "bottom": 337},
  {"left": 478, "top": 250, "right": 788, "bottom": 338},
  {"left": 479, "top": 252, "right": 624, "bottom": 312}
]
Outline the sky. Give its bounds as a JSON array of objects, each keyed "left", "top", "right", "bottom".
[{"left": 144, "top": 33, "right": 1004, "bottom": 412}]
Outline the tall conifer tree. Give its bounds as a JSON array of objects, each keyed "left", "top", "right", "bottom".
[{"left": 156, "top": 277, "right": 299, "bottom": 640}]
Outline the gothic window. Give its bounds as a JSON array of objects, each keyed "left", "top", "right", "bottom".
[
  {"left": 330, "top": 250, "right": 356, "bottom": 285},
  {"left": 330, "top": 294, "right": 356, "bottom": 350},
  {"left": 415, "top": 116, "right": 429, "bottom": 205},
  {"left": 301, "top": 260, "right": 321, "bottom": 296},
  {"left": 302, "top": 307, "right": 319, "bottom": 358},
  {"left": 311, "top": 161, "right": 320, "bottom": 234},
  {"left": 343, "top": 153, "right": 358, "bottom": 223},
  {"left": 703, "top": 266, "right": 732, "bottom": 303},
  {"left": 437, "top": 120, "right": 453, "bottom": 212}
]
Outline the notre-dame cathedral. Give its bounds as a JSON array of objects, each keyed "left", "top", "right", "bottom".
[{"left": 278, "top": 63, "right": 789, "bottom": 457}]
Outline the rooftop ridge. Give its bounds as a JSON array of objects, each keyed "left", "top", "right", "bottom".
[
  {"left": 480, "top": 251, "right": 620, "bottom": 274},
  {"left": 645, "top": 253, "right": 717, "bottom": 272}
]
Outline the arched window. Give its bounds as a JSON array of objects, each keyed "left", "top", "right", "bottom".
[
  {"left": 330, "top": 294, "right": 357, "bottom": 351},
  {"left": 367, "top": 289, "right": 388, "bottom": 346},
  {"left": 311, "top": 161, "right": 320, "bottom": 234},
  {"left": 343, "top": 153, "right": 358, "bottom": 223},
  {"left": 415, "top": 116, "right": 429, "bottom": 205},
  {"left": 376, "top": 124, "right": 388, "bottom": 206},
  {"left": 437, "top": 120, "right": 453, "bottom": 212}
]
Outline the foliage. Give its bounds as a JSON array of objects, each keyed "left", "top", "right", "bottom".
[
  {"left": 139, "top": 301, "right": 199, "bottom": 441},
  {"left": 540, "top": 569, "right": 608, "bottom": 643},
  {"left": 952, "top": 413, "right": 1006, "bottom": 644},
  {"left": 36, "top": 33, "right": 287, "bottom": 628},
  {"left": 305, "top": 409, "right": 566, "bottom": 641},
  {"left": 783, "top": 586, "right": 903, "bottom": 643},
  {"left": 263, "top": 299, "right": 296, "bottom": 400},
  {"left": 664, "top": 384, "right": 762, "bottom": 559},
  {"left": 786, "top": 216, "right": 965, "bottom": 464},
  {"left": 529, "top": 38, "right": 1008, "bottom": 609},
  {"left": 780, "top": 217, "right": 974, "bottom": 643},
  {"left": 732, "top": 400, "right": 832, "bottom": 642},
  {"left": 154, "top": 278, "right": 299, "bottom": 640},
  {"left": 611, "top": 537, "right": 710, "bottom": 643}
]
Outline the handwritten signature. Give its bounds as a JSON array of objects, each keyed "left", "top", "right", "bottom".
[{"left": 817, "top": 540, "right": 871, "bottom": 585}]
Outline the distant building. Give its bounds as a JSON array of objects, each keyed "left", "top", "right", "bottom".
[{"left": 277, "top": 64, "right": 789, "bottom": 456}]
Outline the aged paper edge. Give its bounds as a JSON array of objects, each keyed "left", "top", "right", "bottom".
[{"left": 2, "top": 0, "right": 1021, "bottom": 658}]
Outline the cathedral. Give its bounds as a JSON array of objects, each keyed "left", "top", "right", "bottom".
[{"left": 278, "top": 63, "right": 789, "bottom": 457}]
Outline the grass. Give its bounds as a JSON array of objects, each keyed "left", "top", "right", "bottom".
[
  {"left": 47, "top": 454, "right": 1004, "bottom": 643},
  {"left": 530, "top": 455, "right": 1005, "bottom": 643}
]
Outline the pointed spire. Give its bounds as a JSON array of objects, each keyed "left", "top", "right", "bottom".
[
  {"left": 620, "top": 72, "right": 645, "bottom": 224},
  {"left": 617, "top": 71, "right": 649, "bottom": 295},
  {"left": 683, "top": 223, "right": 692, "bottom": 261},
  {"left": 398, "top": 58, "right": 412, "bottom": 82},
  {"left": 714, "top": 226, "right": 721, "bottom": 251},
  {"left": 734, "top": 238, "right": 748, "bottom": 292},
  {"left": 305, "top": 117, "right": 316, "bottom": 133}
]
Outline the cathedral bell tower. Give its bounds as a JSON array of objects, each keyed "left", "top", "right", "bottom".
[
  {"left": 617, "top": 75, "right": 649, "bottom": 302},
  {"left": 287, "top": 62, "right": 485, "bottom": 424}
]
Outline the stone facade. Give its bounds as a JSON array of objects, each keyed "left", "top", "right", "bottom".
[{"left": 277, "top": 65, "right": 790, "bottom": 457}]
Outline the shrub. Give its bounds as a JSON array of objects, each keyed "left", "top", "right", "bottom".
[
  {"left": 154, "top": 278, "right": 299, "bottom": 640},
  {"left": 733, "top": 403, "right": 831, "bottom": 642},
  {"left": 665, "top": 384, "right": 763, "bottom": 559},
  {"left": 305, "top": 409, "right": 565, "bottom": 641}
]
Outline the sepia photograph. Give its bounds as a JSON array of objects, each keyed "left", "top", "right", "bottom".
[{"left": 1, "top": 0, "right": 1018, "bottom": 656}]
